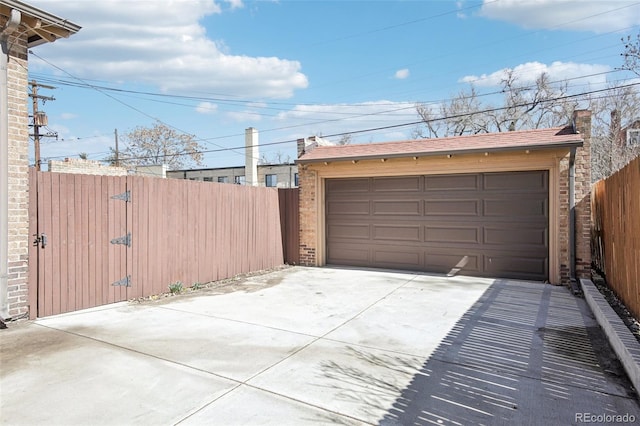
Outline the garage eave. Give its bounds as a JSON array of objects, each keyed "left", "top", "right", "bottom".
[
  {"left": 296, "top": 140, "right": 583, "bottom": 165},
  {"left": 0, "top": 0, "right": 81, "bottom": 47}
]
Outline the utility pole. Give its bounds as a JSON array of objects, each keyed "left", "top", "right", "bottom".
[
  {"left": 29, "top": 80, "right": 56, "bottom": 171},
  {"left": 114, "top": 129, "right": 119, "bottom": 167}
]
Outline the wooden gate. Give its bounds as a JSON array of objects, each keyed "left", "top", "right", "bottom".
[
  {"left": 28, "top": 171, "right": 131, "bottom": 317},
  {"left": 28, "top": 170, "right": 286, "bottom": 318}
]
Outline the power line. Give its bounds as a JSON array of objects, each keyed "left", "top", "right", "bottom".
[
  {"left": 28, "top": 51, "right": 248, "bottom": 158},
  {"left": 75, "top": 82, "right": 638, "bottom": 166}
]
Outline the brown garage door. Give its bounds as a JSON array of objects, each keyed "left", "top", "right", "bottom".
[{"left": 326, "top": 171, "right": 549, "bottom": 281}]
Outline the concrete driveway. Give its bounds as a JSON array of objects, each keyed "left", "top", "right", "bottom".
[{"left": 1, "top": 266, "right": 638, "bottom": 425}]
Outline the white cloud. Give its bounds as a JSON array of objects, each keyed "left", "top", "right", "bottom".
[
  {"left": 480, "top": 0, "right": 640, "bottom": 33},
  {"left": 274, "top": 100, "right": 419, "bottom": 142},
  {"left": 460, "top": 61, "right": 611, "bottom": 87},
  {"left": 196, "top": 102, "right": 218, "bottom": 114},
  {"left": 225, "top": 0, "right": 244, "bottom": 9},
  {"left": 226, "top": 110, "right": 264, "bottom": 122},
  {"left": 394, "top": 69, "right": 410, "bottom": 79},
  {"left": 30, "top": 0, "right": 308, "bottom": 99},
  {"left": 456, "top": 1, "right": 468, "bottom": 19},
  {"left": 59, "top": 112, "right": 78, "bottom": 120}
]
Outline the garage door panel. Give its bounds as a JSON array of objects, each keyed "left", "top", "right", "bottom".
[
  {"left": 425, "top": 252, "right": 480, "bottom": 273},
  {"left": 326, "top": 171, "right": 548, "bottom": 281},
  {"left": 425, "top": 174, "right": 480, "bottom": 191},
  {"left": 373, "top": 176, "right": 421, "bottom": 192},
  {"left": 373, "top": 225, "right": 421, "bottom": 242},
  {"left": 327, "top": 243, "right": 369, "bottom": 265},
  {"left": 425, "top": 199, "right": 479, "bottom": 216},
  {"left": 328, "top": 223, "right": 370, "bottom": 240},
  {"left": 484, "top": 255, "right": 547, "bottom": 279},
  {"left": 425, "top": 226, "right": 480, "bottom": 244},
  {"left": 484, "top": 227, "right": 547, "bottom": 246},
  {"left": 326, "top": 178, "right": 369, "bottom": 193},
  {"left": 484, "top": 198, "right": 547, "bottom": 217},
  {"left": 373, "top": 248, "right": 422, "bottom": 268},
  {"left": 484, "top": 171, "right": 547, "bottom": 191},
  {"left": 373, "top": 200, "right": 422, "bottom": 215},
  {"left": 327, "top": 200, "right": 371, "bottom": 215}
]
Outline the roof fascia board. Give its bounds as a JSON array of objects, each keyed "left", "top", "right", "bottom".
[
  {"left": 296, "top": 140, "right": 583, "bottom": 164},
  {"left": 0, "top": 0, "right": 80, "bottom": 46}
]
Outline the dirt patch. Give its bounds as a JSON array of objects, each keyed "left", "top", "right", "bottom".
[
  {"left": 129, "top": 265, "right": 293, "bottom": 305},
  {"left": 592, "top": 269, "right": 640, "bottom": 345}
]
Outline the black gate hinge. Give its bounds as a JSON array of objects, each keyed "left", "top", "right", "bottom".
[
  {"left": 111, "top": 190, "right": 131, "bottom": 203},
  {"left": 110, "top": 232, "right": 131, "bottom": 247},
  {"left": 112, "top": 276, "right": 131, "bottom": 287}
]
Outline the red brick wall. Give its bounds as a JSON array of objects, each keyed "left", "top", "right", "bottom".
[
  {"left": 298, "top": 166, "right": 317, "bottom": 266},
  {"left": 573, "top": 110, "right": 592, "bottom": 279}
]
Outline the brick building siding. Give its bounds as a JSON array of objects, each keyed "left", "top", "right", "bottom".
[
  {"left": 3, "top": 24, "right": 29, "bottom": 317},
  {"left": 49, "top": 158, "right": 129, "bottom": 176}
]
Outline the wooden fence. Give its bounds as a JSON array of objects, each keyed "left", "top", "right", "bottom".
[
  {"left": 28, "top": 170, "right": 295, "bottom": 318},
  {"left": 591, "top": 155, "right": 640, "bottom": 319}
]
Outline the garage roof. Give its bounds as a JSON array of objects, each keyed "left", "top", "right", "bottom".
[{"left": 297, "top": 125, "right": 583, "bottom": 164}]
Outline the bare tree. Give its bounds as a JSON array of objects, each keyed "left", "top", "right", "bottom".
[
  {"left": 337, "top": 134, "right": 353, "bottom": 145},
  {"left": 589, "top": 84, "right": 640, "bottom": 182},
  {"left": 414, "top": 71, "right": 574, "bottom": 138},
  {"left": 414, "top": 86, "right": 486, "bottom": 138},
  {"left": 622, "top": 31, "right": 640, "bottom": 76},
  {"left": 115, "top": 122, "right": 204, "bottom": 170},
  {"left": 259, "top": 150, "right": 291, "bottom": 165}
]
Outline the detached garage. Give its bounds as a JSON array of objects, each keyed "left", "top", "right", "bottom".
[{"left": 296, "top": 111, "right": 593, "bottom": 285}]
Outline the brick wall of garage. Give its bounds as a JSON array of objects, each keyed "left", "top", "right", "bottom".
[
  {"left": 574, "top": 110, "right": 592, "bottom": 279},
  {"left": 297, "top": 111, "right": 592, "bottom": 285},
  {"left": 4, "top": 26, "right": 29, "bottom": 317},
  {"left": 298, "top": 168, "right": 317, "bottom": 265},
  {"left": 558, "top": 110, "right": 592, "bottom": 283}
]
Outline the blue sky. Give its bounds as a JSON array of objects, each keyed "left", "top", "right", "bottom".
[{"left": 26, "top": 0, "right": 640, "bottom": 169}]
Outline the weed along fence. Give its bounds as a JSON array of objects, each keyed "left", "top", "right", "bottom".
[
  {"left": 28, "top": 170, "right": 289, "bottom": 318},
  {"left": 591, "top": 156, "right": 640, "bottom": 319}
]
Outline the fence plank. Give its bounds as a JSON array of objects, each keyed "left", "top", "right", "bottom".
[
  {"left": 28, "top": 169, "right": 38, "bottom": 319},
  {"left": 58, "top": 173, "right": 69, "bottom": 315},
  {"left": 73, "top": 175, "right": 83, "bottom": 311},
  {"left": 99, "top": 176, "right": 110, "bottom": 305},
  {"left": 38, "top": 172, "right": 52, "bottom": 317}
]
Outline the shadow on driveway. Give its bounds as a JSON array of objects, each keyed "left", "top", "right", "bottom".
[{"left": 371, "top": 279, "right": 640, "bottom": 425}]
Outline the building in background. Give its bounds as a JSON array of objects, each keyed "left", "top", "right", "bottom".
[
  {"left": 168, "top": 127, "right": 299, "bottom": 187},
  {"left": 48, "top": 158, "right": 167, "bottom": 178},
  {"left": 167, "top": 163, "right": 299, "bottom": 188}
]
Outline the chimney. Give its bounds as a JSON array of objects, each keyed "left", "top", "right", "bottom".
[
  {"left": 610, "top": 109, "right": 621, "bottom": 145},
  {"left": 245, "top": 127, "right": 259, "bottom": 186},
  {"left": 297, "top": 135, "right": 335, "bottom": 158}
]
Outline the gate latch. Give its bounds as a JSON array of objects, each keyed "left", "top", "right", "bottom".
[{"left": 33, "top": 233, "right": 47, "bottom": 248}]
